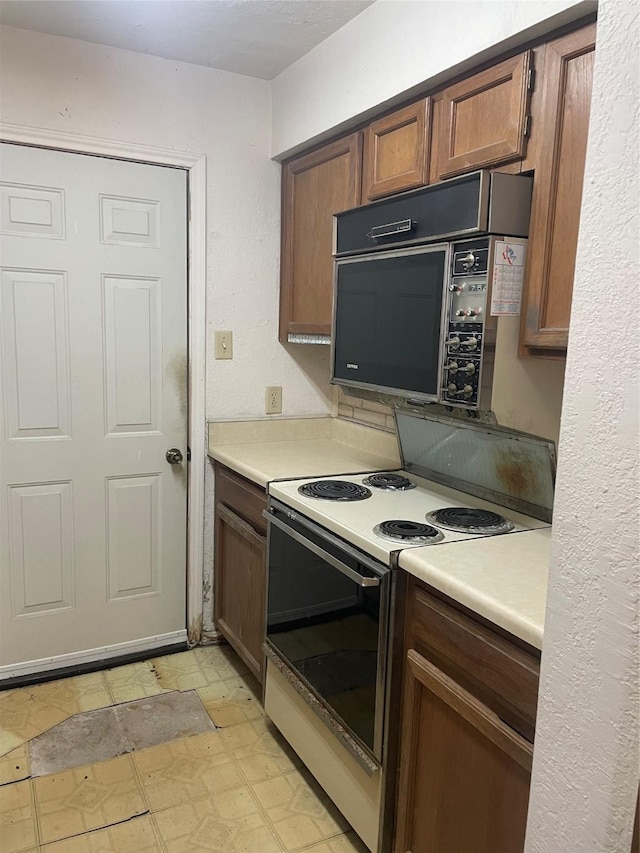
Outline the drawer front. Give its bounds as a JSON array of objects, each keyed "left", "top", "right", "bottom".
[
  {"left": 409, "top": 580, "right": 540, "bottom": 739},
  {"left": 215, "top": 463, "right": 267, "bottom": 536},
  {"left": 335, "top": 171, "right": 485, "bottom": 255}
]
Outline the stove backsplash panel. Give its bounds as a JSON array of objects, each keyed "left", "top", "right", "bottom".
[{"left": 395, "top": 409, "right": 556, "bottom": 521}]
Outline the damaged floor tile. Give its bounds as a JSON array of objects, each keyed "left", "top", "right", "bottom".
[
  {"left": 104, "top": 660, "right": 169, "bottom": 705},
  {"left": 114, "top": 689, "right": 214, "bottom": 751},
  {"left": 0, "top": 777, "right": 38, "bottom": 853},
  {"left": 40, "top": 814, "right": 162, "bottom": 852},
  {"left": 0, "top": 744, "right": 30, "bottom": 786},
  {"left": 198, "top": 675, "right": 265, "bottom": 728},
  {"left": 29, "top": 707, "right": 125, "bottom": 777},
  {"left": 33, "top": 754, "right": 146, "bottom": 845},
  {"left": 29, "top": 690, "right": 214, "bottom": 777},
  {"left": 0, "top": 646, "right": 366, "bottom": 853}
]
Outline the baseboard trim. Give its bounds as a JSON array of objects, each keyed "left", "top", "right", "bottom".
[{"left": 0, "top": 630, "right": 188, "bottom": 688}]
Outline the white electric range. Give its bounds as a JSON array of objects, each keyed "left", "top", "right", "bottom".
[
  {"left": 262, "top": 409, "right": 556, "bottom": 853},
  {"left": 268, "top": 468, "right": 550, "bottom": 566}
]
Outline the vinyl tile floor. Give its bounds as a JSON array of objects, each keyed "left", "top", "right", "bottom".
[{"left": 0, "top": 645, "right": 368, "bottom": 853}]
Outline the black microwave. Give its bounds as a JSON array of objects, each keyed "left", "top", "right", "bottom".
[{"left": 330, "top": 171, "right": 533, "bottom": 409}]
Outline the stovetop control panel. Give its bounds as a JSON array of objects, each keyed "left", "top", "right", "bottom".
[{"left": 440, "top": 236, "right": 498, "bottom": 410}]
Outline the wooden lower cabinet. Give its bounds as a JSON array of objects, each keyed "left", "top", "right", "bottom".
[
  {"left": 394, "top": 580, "right": 539, "bottom": 853},
  {"left": 214, "top": 463, "right": 267, "bottom": 683}
]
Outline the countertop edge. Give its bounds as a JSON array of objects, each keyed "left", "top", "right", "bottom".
[{"left": 398, "top": 539, "right": 548, "bottom": 650}]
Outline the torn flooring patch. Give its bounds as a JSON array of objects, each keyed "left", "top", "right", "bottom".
[{"left": 29, "top": 689, "right": 215, "bottom": 777}]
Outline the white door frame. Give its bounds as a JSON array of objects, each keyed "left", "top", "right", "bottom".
[{"left": 0, "top": 122, "right": 207, "bottom": 651}]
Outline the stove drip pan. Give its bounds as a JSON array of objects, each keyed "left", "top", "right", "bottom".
[
  {"left": 362, "top": 473, "right": 416, "bottom": 491},
  {"left": 425, "top": 507, "right": 514, "bottom": 535},
  {"left": 298, "top": 480, "right": 372, "bottom": 501},
  {"left": 373, "top": 519, "right": 444, "bottom": 544}
]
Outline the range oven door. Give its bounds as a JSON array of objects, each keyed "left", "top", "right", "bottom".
[{"left": 265, "top": 499, "right": 390, "bottom": 764}]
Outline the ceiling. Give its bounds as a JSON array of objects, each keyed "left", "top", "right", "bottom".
[{"left": 0, "top": 0, "right": 374, "bottom": 80}]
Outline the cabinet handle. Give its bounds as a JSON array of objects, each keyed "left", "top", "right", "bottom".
[
  {"left": 217, "top": 503, "right": 265, "bottom": 549},
  {"left": 407, "top": 648, "right": 533, "bottom": 771},
  {"left": 368, "top": 218, "right": 415, "bottom": 240},
  {"left": 266, "top": 511, "right": 381, "bottom": 588}
]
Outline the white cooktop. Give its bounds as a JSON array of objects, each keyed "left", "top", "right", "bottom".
[{"left": 268, "top": 470, "right": 550, "bottom": 565}]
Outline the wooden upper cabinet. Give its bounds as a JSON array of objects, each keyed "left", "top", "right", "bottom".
[
  {"left": 438, "top": 51, "right": 533, "bottom": 178},
  {"left": 279, "top": 133, "right": 362, "bottom": 341},
  {"left": 362, "top": 99, "right": 430, "bottom": 200},
  {"left": 520, "top": 24, "right": 596, "bottom": 352}
]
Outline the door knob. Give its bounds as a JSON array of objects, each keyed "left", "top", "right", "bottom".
[{"left": 166, "top": 448, "right": 184, "bottom": 464}]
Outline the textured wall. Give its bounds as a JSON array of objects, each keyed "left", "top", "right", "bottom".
[
  {"left": 271, "top": 0, "right": 592, "bottom": 157},
  {"left": 525, "top": 2, "right": 640, "bottom": 849},
  {"left": 0, "top": 25, "right": 334, "bottom": 423}
]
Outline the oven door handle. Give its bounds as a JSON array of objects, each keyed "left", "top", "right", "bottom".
[{"left": 265, "top": 512, "right": 381, "bottom": 588}]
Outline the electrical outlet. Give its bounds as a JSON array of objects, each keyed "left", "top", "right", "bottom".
[
  {"left": 214, "top": 330, "right": 233, "bottom": 360},
  {"left": 265, "top": 386, "right": 282, "bottom": 415}
]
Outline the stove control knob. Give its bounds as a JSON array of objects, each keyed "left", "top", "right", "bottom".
[
  {"left": 449, "top": 283, "right": 463, "bottom": 293},
  {"left": 464, "top": 363, "right": 476, "bottom": 376},
  {"left": 462, "top": 384, "right": 474, "bottom": 397},
  {"left": 465, "top": 307, "right": 481, "bottom": 317},
  {"left": 455, "top": 309, "right": 466, "bottom": 317},
  {"left": 445, "top": 361, "right": 459, "bottom": 373},
  {"left": 461, "top": 252, "right": 476, "bottom": 271},
  {"left": 448, "top": 383, "right": 458, "bottom": 395},
  {"left": 463, "top": 337, "right": 478, "bottom": 350},
  {"left": 447, "top": 337, "right": 461, "bottom": 350}
]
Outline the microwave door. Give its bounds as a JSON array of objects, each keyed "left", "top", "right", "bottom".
[{"left": 331, "top": 244, "right": 448, "bottom": 402}]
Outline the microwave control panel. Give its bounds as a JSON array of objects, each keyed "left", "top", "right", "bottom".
[{"left": 440, "top": 237, "right": 499, "bottom": 410}]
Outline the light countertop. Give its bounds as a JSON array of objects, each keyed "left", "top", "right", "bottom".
[
  {"left": 208, "top": 417, "right": 401, "bottom": 488},
  {"left": 399, "top": 527, "right": 551, "bottom": 649},
  {"left": 209, "top": 415, "right": 549, "bottom": 648}
]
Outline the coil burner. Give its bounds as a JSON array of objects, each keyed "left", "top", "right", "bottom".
[
  {"left": 373, "top": 519, "right": 444, "bottom": 544},
  {"left": 362, "top": 473, "right": 416, "bottom": 491},
  {"left": 425, "top": 507, "right": 514, "bottom": 535},
  {"left": 297, "top": 480, "right": 372, "bottom": 501}
]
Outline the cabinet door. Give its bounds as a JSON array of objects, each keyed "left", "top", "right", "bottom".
[
  {"left": 439, "top": 51, "right": 532, "bottom": 178},
  {"left": 520, "top": 24, "right": 596, "bottom": 352},
  {"left": 362, "top": 100, "right": 430, "bottom": 200},
  {"left": 395, "top": 649, "right": 533, "bottom": 853},
  {"left": 280, "top": 133, "right": 362, "bottom": 341},
  {"left": 214, "top": 503, "right": 266, "bottom": 683}
]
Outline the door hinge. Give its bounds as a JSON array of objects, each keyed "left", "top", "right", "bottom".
[
  {"left": 523, "top": 115, "right": 531, "bottom": 138},
  {"left": 527, "top": 68, "right": 536, "bottom": 92}
]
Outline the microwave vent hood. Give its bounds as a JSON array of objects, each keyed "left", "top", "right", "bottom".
[
  {"left": 334, "top": 171, "right": 532, "bottom": 257},
  {"left": 395, "top": 408, "right": 556, "bottom": 522}
]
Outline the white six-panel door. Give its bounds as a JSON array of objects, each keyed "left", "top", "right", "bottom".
[{"left": 0, "top": 143, "right": 188, "bottom": 672}]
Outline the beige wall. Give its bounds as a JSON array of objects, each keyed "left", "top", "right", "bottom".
[
  {"left": 492, "top": 318, "right": 565, "bottom": 446},
  {"left": 525, "top": 1, "right": 640, "bottom": 849}
]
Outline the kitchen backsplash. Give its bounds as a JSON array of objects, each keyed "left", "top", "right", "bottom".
[{"left": 337, "top": 388, "right": 395, "bottom": 433}]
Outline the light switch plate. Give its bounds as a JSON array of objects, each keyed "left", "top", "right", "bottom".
[
  {"left": 214, "top": 330, "right": 233, "bottom": 360},
  {"left": 265, "top": 386, "right": 282, "bottom": 414}
]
